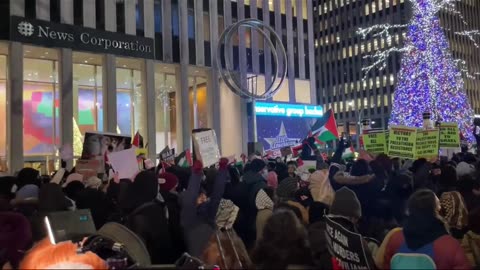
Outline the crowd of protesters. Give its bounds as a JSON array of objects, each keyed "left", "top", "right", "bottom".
[{"left": 0, "top": 138, "right": 479, "bottom": 269}]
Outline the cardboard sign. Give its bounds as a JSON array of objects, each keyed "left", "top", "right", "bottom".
[
  {"left": 388, "top": 126, "right": 417, "bottom": 159},
  {"left": 416, "top": 129, "right": 440, "bottom": 159},
  {"left": 81, "top": 132, "right": 132, "bottom": 161},
  {"left": 76, "top": 159, "right": 101, "bottom": 181},
  {"left": 325, "top": 215, "right": 372, "bottom": 270},
  {"left": 440, "top": 122, "right": 460, "bottom": 148},
  {"left": 107, "top": 148, "right": 140, "bottom": 180},
  {"left": 159, "top": 146, "right": 175, "bottom": 163},
  {"left": 192, "top": 130, "right": 221, "bottom": 168},
  {"left": 362, "top": 130, "right": 387, "bottom": 154}
]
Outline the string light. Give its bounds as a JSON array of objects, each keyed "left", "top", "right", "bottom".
[{"left": 358, "top": 0, "right": 477, "bottom": 142}]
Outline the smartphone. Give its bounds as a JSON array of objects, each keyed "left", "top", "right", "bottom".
[{"left": 45, "top": 209, "right": 96, "bottom": 244}]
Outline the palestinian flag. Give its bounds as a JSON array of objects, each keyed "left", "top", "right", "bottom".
[
  {"left": 342, "top": 146, "right": 355, "bottom": 160},
  {"left": 175, "top": 149, "right": 192, "bottom": 168},
  {"left": 310, "top": 109, "right": 339, "bottom": 142}
]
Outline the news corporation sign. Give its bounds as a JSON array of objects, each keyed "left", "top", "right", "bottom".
[{"left": 10, "top": 16, "right": 154, "bottom": 59}]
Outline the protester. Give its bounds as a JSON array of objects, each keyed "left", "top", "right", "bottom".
[
  {"left": 181, "top": 159, "right": 227, "bottom": 257},
  {"left": 380, "top": 189, "right": 470, "bottom": 269},
  {"left": 0, "top": 212, "right": 32, "bottom": 269},
  {"left": 440, "top": 191, "right": 469, "bottom": 239},
  {"left": 287, "top": 161, "right": 298, "bottom": 178},
  {"left": 461, "top": 207, "right": 480, "bottom": 269},
  {"left": 251, "top": 209, "right": 313, "bottom": 269}
]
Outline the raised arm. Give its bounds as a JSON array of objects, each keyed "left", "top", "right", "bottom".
[
  {"left": 205, "top": 158, "right": 228, "bottom": 222},
  {"left": 181, "top": 161, "right": 204, "bottom": 226}
]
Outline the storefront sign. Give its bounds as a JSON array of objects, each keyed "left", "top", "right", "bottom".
[
  {"left": 192, "top": 129, "right": 221, "bottom": 168},
  {"left": 388, "top": 126, "right": 417, "bottom": 159},
  {"left": 10, "top": 16, "right": 154, "bottom": 59},
  {"left": 325, "top": 215, "right": 372, "bottom": 270},
  {"left": 439, "top": 122, "right": 460, "bottom": 148},
  {"left": 416, "top": 129, "right": 440, "bottom": 159},
  {"left": 362, "top": 129, "right": 387, "bottom": 155},
  {"left": 255, "top": 102, "right": 323, "bottom": 118}
]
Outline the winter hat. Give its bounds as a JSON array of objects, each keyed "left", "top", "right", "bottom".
[
  {"left": 158, "top": 172, "right": 179, "bottom": 192},
  {"left": 0, "top": 212, "right": 32, "bottom": 268},
  {"left": 85, "top": 176, "right": 102, "bottom": 190},
  {"left": 276, "top": 177, "right": 299, "bottom": 200},
  {"left": 440, "top": 191, "right": 468, "bottom": 230},
  {"left": 330, "top": 187, "right": 362, "bottom": 219},
  {"left": 309, "top": 170, "right": 335, "bottom": 206},
  {"left": 14, "top": 184, "right": 39, "bottom": 201},
  {"left": 267, "top": 171, "right": 278, "bottom": 189},
  {"left": 250, "top": 159, "right": 267, "bottom": 173},
  {"left": 456, "top": 162, "right": 475, "bottom": 178},
  {"left": 62, "top": 173, "right": 83, "bottom": 188}
]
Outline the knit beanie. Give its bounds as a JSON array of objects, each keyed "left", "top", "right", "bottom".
[
  {"left": 250, "top": 159, "right": 266, "bottom": 173},
  {"left": 276, "top": 177, "right": 299, "bottom": 200},
  {"left": 330, "top": 187, "right": 362, "bottom": 219},
  {"left": 158, "top": 172, "right": 179, "bottom": 192},
  {"left": 15, "top": 184, "right": 39, "bottom": 201}
]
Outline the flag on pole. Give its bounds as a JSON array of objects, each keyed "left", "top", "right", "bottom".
[
  {"left": 342, "top": 145, "right": 355, "bottom": 160},
  {"left": 132, "top": 131, "right": 144, "bottom": 148},
  {"left": 310, "top": 110, "right": 339, "bottom": 142},
  {"left": 176, "top": 149, "right": 192, "bottom": 168}
]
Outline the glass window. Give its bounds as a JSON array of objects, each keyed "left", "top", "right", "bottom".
[
  {"left": 0, "top": 43, "right": 7, "bottom": 165},
  {"left": 72, "top": 52, "right": 104, "bottom": 157},
  {"left": 155, "top": 65, "right": 176, "bottom": 152},
  {"left": 116, "top": 58, "right": 147, "bottom": 138},
  {"left": 23, "top": 46, "right": 60, "bottom": 158}
]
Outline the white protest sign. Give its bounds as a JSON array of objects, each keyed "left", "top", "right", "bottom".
[
  {"left": 192, "top": 130, "right": 221, "bottom": 168},
  {"left": 107, "top": 148, "right": 140, "bottom": 180}
]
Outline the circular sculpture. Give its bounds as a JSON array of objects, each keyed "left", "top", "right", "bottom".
[{"left": 216, "top": 19, "right": 287, "bottom": 100}]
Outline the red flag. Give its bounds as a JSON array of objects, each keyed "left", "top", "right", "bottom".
[
  {"left": 185, "top": 149, "right": 193, "bottom": 166},
  {"left": 132, "top": 131, "right": 144, "bottom": 148},
  {"left": 297, "top": 158, "right": 304, "bottom": 167}
]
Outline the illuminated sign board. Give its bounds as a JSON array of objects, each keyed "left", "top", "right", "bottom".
[{"left": 255, "top": 102, "right": 323, "bottom": 118}]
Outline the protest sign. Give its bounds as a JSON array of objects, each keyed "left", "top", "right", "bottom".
[
  {"left": 107, "top": 148, "right": 140, "bottom": 180},
  {"left": 76, "top": 159, "right": 101, "bottom": 181},
  {"left": 415, "top": 129, "right": 440, "bottom": 159},
  {"left": 325, "top": 215, "right": 372, "bottom": 270},
  {"left": 439, "top": 122, "right": 460, "bottom": 148},
  {"left": 192, "top": 129, "right": 221, "bottom": 168},
  {"left": 362, "top": 130, "right": 387, "bottom": 154},
  {"left": 388, "top": 126, "right": 417, "bottom": 159},
  {"left": 135, "top": 148, "right": 148, "bottom": 157},
  {"left": 159, "top": 146, "right": 175, "bottom": 163},
  {"left": 81, "top": 132, "right": 132, "bottom": 161}
]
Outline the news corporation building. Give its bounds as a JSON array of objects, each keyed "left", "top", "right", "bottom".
[{"left": 0, "top": 0, "right": 319, "bottom": 173}]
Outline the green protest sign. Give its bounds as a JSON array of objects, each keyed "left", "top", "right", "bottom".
[
  {"left": 415, "top": 129, "right": 440, "bottom": 159},
  {"left": 388, "top": 126, "right": 417, "bottom": 159},
  {"left": 439, "top": 122, "right": 460, "bottom": 148},
  {"left": 362, "top": 130, "right": 387, "bottom": 154}
]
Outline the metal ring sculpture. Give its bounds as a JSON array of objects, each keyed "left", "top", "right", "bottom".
[{"left": 216, "top": 19, "right": 287, "bottom": 100}]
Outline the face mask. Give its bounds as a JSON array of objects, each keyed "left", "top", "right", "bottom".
[{"left": 261, "top": 170, "right": 269, "bottom": 180}]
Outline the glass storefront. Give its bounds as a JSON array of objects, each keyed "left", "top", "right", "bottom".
[
  {"left": 155, "top": 64, "right": 177, "bottom": 152},
  {"left": 23, "top": 46, "right": 60, "bottom": 159}
]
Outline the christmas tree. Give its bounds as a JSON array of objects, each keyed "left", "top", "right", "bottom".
[
  {"left": 73, "top": 117, "right": 83, "bottom": 157},
  {"left": 358, "top": 0, "right": 478, "bottom": 142}
]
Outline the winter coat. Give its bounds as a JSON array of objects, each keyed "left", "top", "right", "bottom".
[
  {"left": 382, "top": 228, "right": 471, "bottom": 269},
  {"left": 462, "top": 231, "right": 480, "bottom": 269},
  {"left": 160, "top": 191, "right": 186, "bottom": 262},
  {"left": 181, "top": 170, "right": 226, "bottom": 257},
  {"left": 256, "top": 208, "right": 273, "bottom": 241},
  {"left": 308, "top": 221, "right": 333, "bottom": 269}
]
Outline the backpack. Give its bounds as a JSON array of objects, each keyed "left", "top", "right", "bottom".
[{"left": 390, "top": 241, "right": 436, "bottom": 270}]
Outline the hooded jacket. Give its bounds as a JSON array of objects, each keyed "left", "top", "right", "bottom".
[
  {"left": 309, "top": 170, "right": 335, "bottom": 206},
  {"left": 181, "top": 168, "right": 227, "bottom": 257},
  {"left": 382, "top": 217, "right": 470, "bottom": 269}
]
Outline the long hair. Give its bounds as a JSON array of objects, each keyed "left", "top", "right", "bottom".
[
  {"left": 251, "top": 209, "right": 312, "bottom": 269},
  {"left": 19, "top": 238, "right": 107, "bottom": 269}
]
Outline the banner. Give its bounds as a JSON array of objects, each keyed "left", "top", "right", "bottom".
[
  {"left": 76, "top": 159, "right": 101, "bottom": 181},
  {"left": 159, "top": 146, "right": 175, "bottom": 163},
  {"left": 192, "top": 129, "right": 221, "bottom": 168},
  {"left": 416, "top": 129, "right": 440, "bottom": 159},
  {"left": 439, "top": 122, "right": 460, "bottom": 148},
  {"left": 81, "top": 132, "right": 132, "bottom": 162},
  {"left": 388, "top": 126, "right": 417, "bottom": 159},
  {"left": 325, "top": 216, "right": 372, "bottom": 270},
  {"left": 362, "top": 130, "right": 387, "bottom": 154},
  {"left": 107, "top": 148, "right": 140, "bottom": 180}
]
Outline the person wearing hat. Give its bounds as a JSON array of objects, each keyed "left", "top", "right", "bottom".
[
  {"left": 181, "top": 158, "right": 228, "bottom": 258},
  {"left": 158, "top": 172, "right": 185, "bottom": 262},
  {"left": 236, "top": 158, "right": 268, "bottom": 249}
]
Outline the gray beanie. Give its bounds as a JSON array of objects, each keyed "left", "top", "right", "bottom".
[{"left": 330, "top": 187, "right": 362, "bottom": 219}]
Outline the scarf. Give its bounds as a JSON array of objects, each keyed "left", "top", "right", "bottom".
[{"left": 403, "top": 213, "right": 448, "bottom": 249}]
